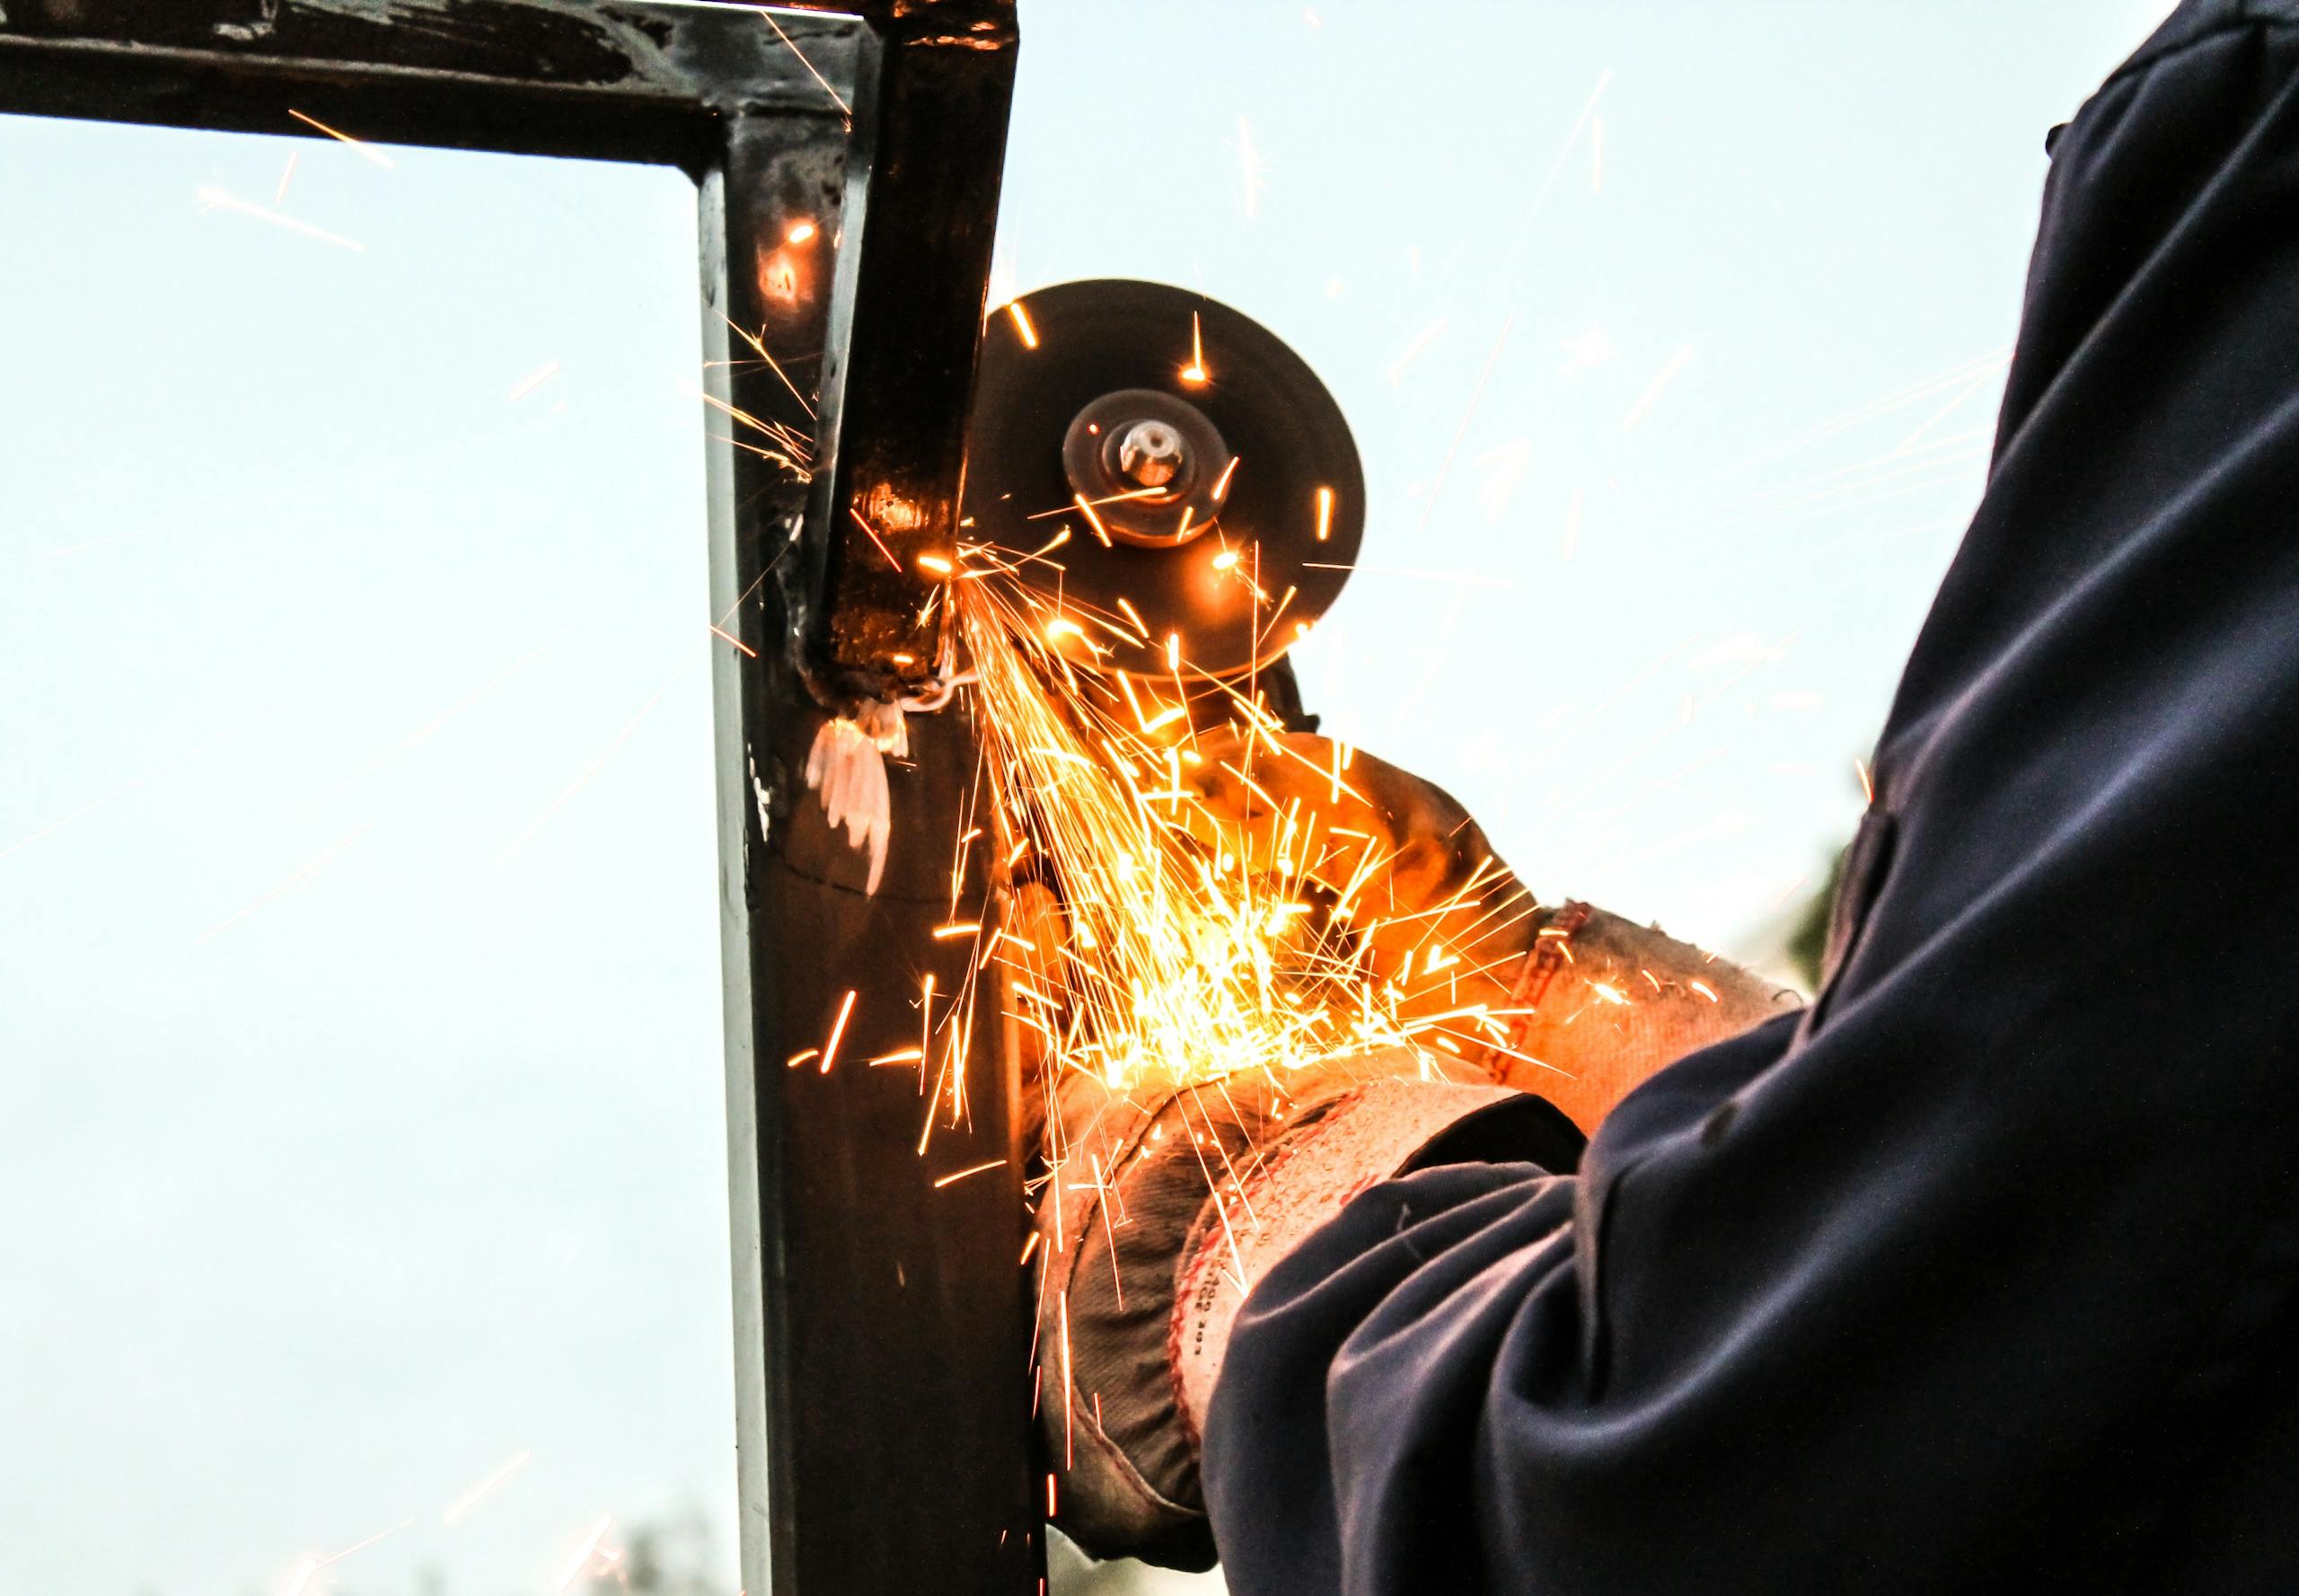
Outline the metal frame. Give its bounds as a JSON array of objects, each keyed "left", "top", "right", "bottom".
[{"left": 0, "top": 4, "right": 1035, "bottom": 1592}]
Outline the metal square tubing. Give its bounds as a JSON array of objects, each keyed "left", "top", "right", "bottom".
[{"left": 0, "top": 4, "right": 1035, "bottom": 1592}]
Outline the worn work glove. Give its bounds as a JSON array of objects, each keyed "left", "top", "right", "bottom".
[
  {"left": 1029, "top": 732, "right": 1803, "bottom": 1567},
  {"left": 1035, "top": 1045, "right": 1584, "bottom": 1568},
  {"left": 1181, "top": 731, "right": 1801, "bottom": 1133}
]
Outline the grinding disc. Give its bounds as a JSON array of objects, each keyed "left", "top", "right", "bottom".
[{"left": 964, "top": 279, "right": 1365, "bottom": 680}]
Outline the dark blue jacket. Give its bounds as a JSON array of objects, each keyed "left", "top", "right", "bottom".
[{"left": 1203, "top": 4, "right": 2299, "bottom": 1590}]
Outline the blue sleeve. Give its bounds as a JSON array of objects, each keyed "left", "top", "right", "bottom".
[{"left": 1204, "top": 9, "right": 2299, "bottom": 1591}]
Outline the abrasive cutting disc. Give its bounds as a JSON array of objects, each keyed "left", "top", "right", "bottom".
[{"left": 964, "top": 279, "right": 1365, "bottom": 680}]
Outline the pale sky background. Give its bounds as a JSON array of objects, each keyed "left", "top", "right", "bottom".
[{"left": 0, "top": 3, "right": 2180, "bottom": 1593}]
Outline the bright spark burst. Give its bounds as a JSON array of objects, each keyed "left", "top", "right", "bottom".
[{"left": 950, "top": 564, "right": 1534, "bottom": 1102}]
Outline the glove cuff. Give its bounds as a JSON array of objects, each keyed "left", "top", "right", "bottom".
[
  {"left": 1167, "top": 1078, "right": 1545, "bottom": 1446},
  {"left": 1475, "top": 900, "right": 1803, "bottom": 1123}
]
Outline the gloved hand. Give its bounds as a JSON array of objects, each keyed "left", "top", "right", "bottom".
[
  {"left": 1027, "top": 732, "right": 1801, "bottom": 1566},
  {"left": 1180, "top": 730, "right": 1800, "bottom": 1133},
  {"left": 1035, "top": 1045, "right": 1583, "bottom": 1569}
]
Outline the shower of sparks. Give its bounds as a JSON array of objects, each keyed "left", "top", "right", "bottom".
[
  {"left": 287, "top": 109, "right": 397, "bottom": 168},
  {"left": 195, "top": 185, "right": 365, "bottom": 251},
  {"left": 721, "top": 314, "right": 819, "bottom": 421},
  {"left": 274, "top": 150, "right": 300, "bottom": 204},
  {"left": 443, "top": 1449, "right": 533, "bottom": 1524},
  {"left": 1621, "top": 344, "right": 1695, "bottom": 431},
  {"left": 947, "top": 560, "right": 1541, "bottom": 1113}
]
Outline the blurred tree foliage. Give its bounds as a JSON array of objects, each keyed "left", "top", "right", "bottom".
[
  {"left": 1784, "top": 844, "right": 1848, "bottom": 993},
  {"left": 584, "top": 1508, "right": 728, "bottom": 1596}
]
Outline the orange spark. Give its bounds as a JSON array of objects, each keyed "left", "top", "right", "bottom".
[
  {"left": 761, "top": 12, "right": 851, "bottom": 116},
  {"left": 1073, "top": 492, "right": 1113, "bottom": 546},
  {"left": 850, "top": 506, "right": 904, "bottom": 571},
  {"left": 708, "top": 622, "right": 759, "bottom": 657},
  {"left": 287, "top": 108, "right": 396, "bottom": 167},
  {"left": 1008, "top": 301, "right": 1041, "bottom": 349},
  {"left": 933, "top": 1157, "right": 1009, "bottom": 1188},
  {"left": 819, "top": 990, "right": 857, "bottom": 1073}
]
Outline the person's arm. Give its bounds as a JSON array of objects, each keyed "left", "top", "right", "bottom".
[
  {"left": 1034, "top": 735, "right": 1796, "bottom": 1568},
  {"left": 1061, "top": 7, "right": 2299, "bottom": 1587}
]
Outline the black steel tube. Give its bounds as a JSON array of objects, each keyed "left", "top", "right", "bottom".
[
  {"left": 701, "top": 100, "right": 1041, "bottom": 1596},
  {"left": 799, "top": 0, "right": 1017, "bottom": 701},
  {"left": 0, "top": 3, "right": 1039, "bottom": 1591}
]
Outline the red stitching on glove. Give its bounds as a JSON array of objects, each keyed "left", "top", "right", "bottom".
[{"left": 1482, "top": 900, "right": 1590, "bottom": 1076}]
